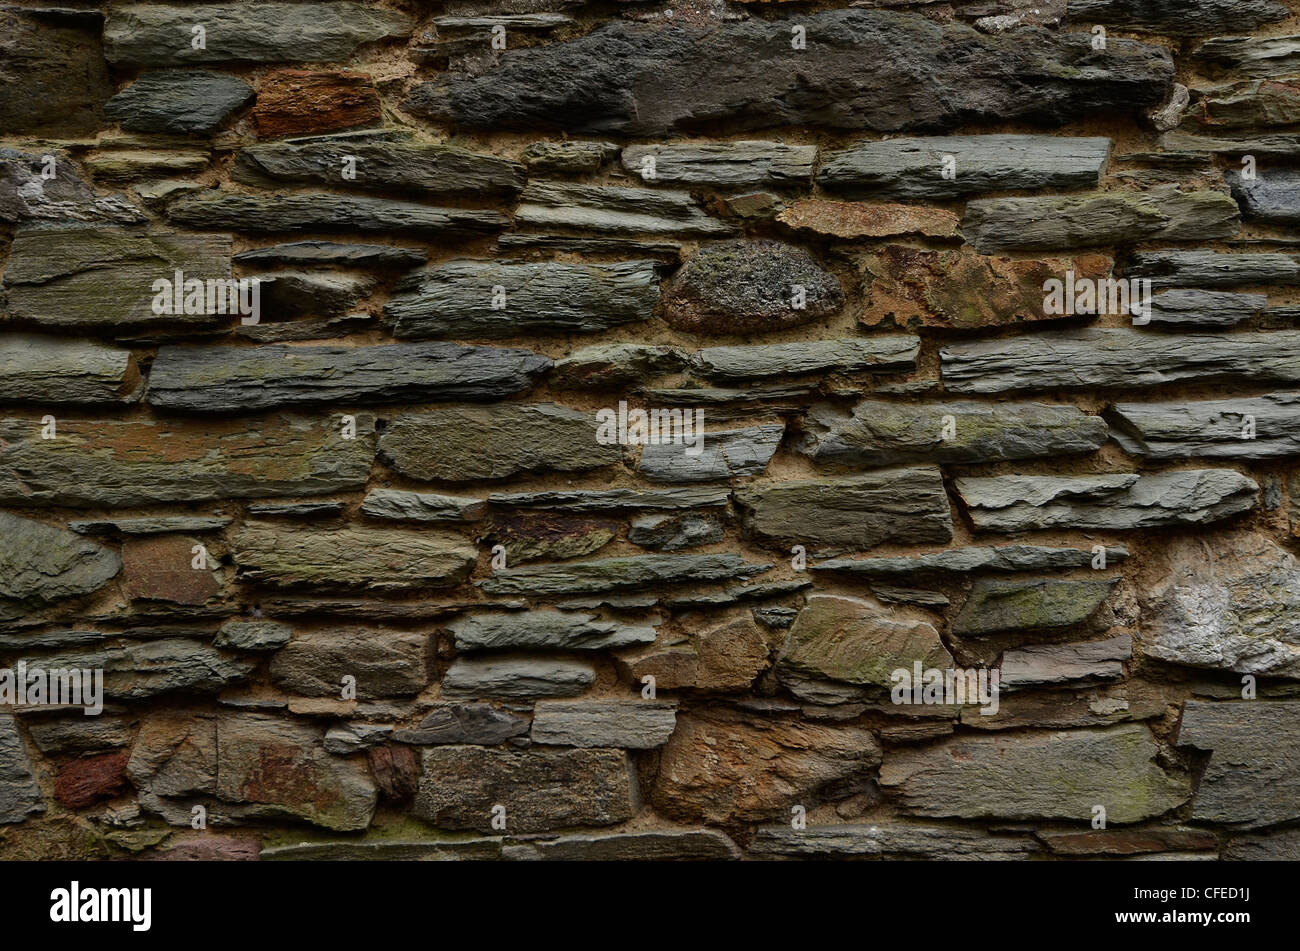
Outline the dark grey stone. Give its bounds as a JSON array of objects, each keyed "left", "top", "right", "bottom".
[{"left": 106, "top": 70, "right": 253, "bottom": 134}]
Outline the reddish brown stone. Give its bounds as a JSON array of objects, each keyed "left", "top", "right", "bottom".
[
  {"left": 55, "top": 750, "right": 129, "bottom": 809},
  {"left": 122, "top": 535, "right": 220, "bottom": 605},
  {"left": 616, "top": 617, "right": 771, "bottom": 692},
  {"left": 367, "top": 744, "right": 419, "bottom": 802},
  {"left": 1037, "top": 827, "right": 1218, "bottom": 856},
  {"left": 254, "top": 70, "right": 382, "bottom": 138},
  {"left": 779, "top": 200, "right": 960, "bottom": 239},
  {"left": 145, "top": 836, "right": 260, "bottom": 861}
]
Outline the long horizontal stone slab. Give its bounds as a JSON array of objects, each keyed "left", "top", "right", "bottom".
[
  {"left": 530, "top": 700, "right": 677, "bottom": 749},
  {"left": 620, "top": 141, "right": 816, "bottom": 188},
  {"left": 405, "top": 9, "right": 1173, "bottom": 134},
  {"left": 514, "top": 182, "right": 734, "bottom": 236},
  {"left": 813, "top": 545, "right": 1130, "bottom": 577},
  {"left": 0, "top": 415, "right": 374, "bottom": 507},
  {"left": 1108, "top": 392, "right": 1300, "bottom": 459},
  {"left": 233, "top": 241, "right": 426, "bottom": 268},
  {"left": 749, "top": 822, "right": 1039, "bottom": 860},
  {"left": 800, "top": 399, "right": 1107, "bottom": 467},
  {"left": 1194, "top": 33, "right": 1300, "bottom": 78},
  {"left": 940, "top": 330, "right": 1300, "bottom": 393},
  {"left": 1123, "top": 249, "right": 1300, "bottom": 288},
  {"left": 487, "top": 486, "right": 730, "bottom": 511},
  {"left": 386, "top": 259, "right": 659, "bottom": 339},
  {"left": 963, "top": 187, "right": 1240, "bottom": 252},
  {"left": 447, "top": 610, "right": 657, "bottom": 651},
  {"left": 440, "top": 657, "right": 596, "bottom": 699},
  {"left": 952, "top": 577, "right": 1117, "bottom": 635},
  {"left": 691, "top": 337, "right": 917, "bottom": 382},
  {"left": 104, "top": 3, "right": 412, "bottom": 65},
  {"left": 1068, "top": 0, "right": 1288, "bottom": 35},
  {"left": 167, "top": 191, "right": 509, "bottom": 235},
  {"left": 105, "top": 70, "right": 253, "bottom": 135},
  {"left": 147, "top": 343, "right": 549, "bottom": 412},
  {"left": 478, "top": 554, "right": 769, "bottom": 595},
  {"left": 637, "top": 424, "right": 784, "bottom": 483},
  {"left": 819, "top": 135, "right": 1110, "bottom": 198},
  {"left": 0, "top": 336, "right": 139, "bottom": 405},
  {"left": 360, "top": 489, "right": 485, "bottom": 523},
  {"left": 955, "top": 470, "right": 1258, "bottom": 532}
]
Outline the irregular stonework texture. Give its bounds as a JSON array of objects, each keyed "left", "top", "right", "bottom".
[{"left": 0, "top": 0, "right": 1294, "bottom": 865}]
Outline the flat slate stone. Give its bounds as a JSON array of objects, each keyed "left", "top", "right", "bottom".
[
  {"left": 478, "top": 553, "right": 768, "bottom": 595},
  {"left": 519, "top": 830, "right": 740, "bottom": 861},
  {"left": 105, "top": 70, "right": 253, "bottom": 134},
  {"left": 0, "top": 512, "right": 121, "bottom": 619},
  {"left": 233, "top": 241, "right": 426, "bottom": 268},
  {"left": 952, "top": 578, "right": 1118, "bottom": 635},
  {"left": 749, "top": 823, "right": 1039, "bottom": 860},
  {"left": 1140, "top": 288, "right": 1265, "bottom": 327},
  {"left": 215, "top": 620, "right": 292, "bottom": 651},
  {"left": 0, "top": 149, "right": 142, "bottom": 225},
  {"left": 1124, "top": 249, "right": 1300, "bottom": 288},
  {"left": 962, "top": 187, "right": 1240, "bottom": 251},
  {"left": 0, "top": 336, "right": 138, "bottom": 406},
  {"left": 104, "top": 3, "right": 412, "bottom": 65},
  {"left": 440, "top": 657, "right": 597, "bottom": 699},
  {"left": 69, "top": 516, "right": 232, "bottom": 535},
  {"left": 941, "top": 329, "right": 1300, "bottom": 393},
  {"left": 734, "top": 467, "right": 954, "bottom": 552},
  {"left": 819, "top": 135, "right": 1110, "bottom": 198},
  {"left": 270, "top": 629, "right": 430, "bottom": 698},
  {"left": 1067, "top": 0, "right": 1288, "bottom": 35},
  {"left": 691, "top": 337, "right": 917, "bottom": 381},
  {"left": 628, "top": 513, "right": 724, "bottom": 550},
  {"left": 405, "top": 9, "right": 1173, "bottom": 134},
  {"left": 801, "top": 399, "right": 1107, "bottom": 467},
  {"left": 360, "top": 489, "right": 486, "bottom": 523},
  {"left": 522, "top": 140, "right": 618, "bottom": 174},
  {"left": 514, "top": 181, "right": 734, "bottom": 236},
  {"left": 447, "top": 610, "right": 657, "bottom": 651},
  {"left": 32, "top": 639, "right": 254, "bottom": 700},
  {"left": 234, "top": 139, "right": 524, "bottom": 195},
  {"left": 637, "top": 425, "right": 784, "bottom": 483},
  {"left": 621, "top": 141, "right": 817, "bottom": 188},
  {"left": 0, "top": 8, "right": 112, "bottom": 136},
  {"left": 393, "top": 703, "right": 529, "bottom": 745},
  {"left": 167, "top": 191, "right": 509, "bottom": 236},
  {"left": 0, "top": 415, "right": 374, "bottom": 507},
  {"left": 1183, "top": 79, "right": 1300, "bottom": 130},
  {"left": 880, "top": 723, "right": 1189, "bottom": 822},
  {"left": 955, "top": 470, "right": 1258, "bottom": 532},
  {"left": 814, "top": 545, "right": 1129, "bottom": 577},
  {"left": 550, "top": 344, "right": 687, "bottom": 390},
  {"left": 1227, "top": 168, "right": 1300, "bottom": 224},
  {"left": 1000, "top": 634, "right": 1131, "bottom": 688},
  {"left": 386, "top": 259, "right": 658, "bottom": 339},
  {"left": 530, "top": 700, "right": 677, "bottom": 748},
  {"left": 1195, "top": 33, "right": 1300, "bottom": 78},
  {"left": 0, "top": 714, "right": 45, "bottom": 823},
  {"left": 487, "top": 486, "right": 730, "bottom": 511},
  {"left": 147, "top": 343, "right": 549, "bottom": 411},
  {"left": 1108, "top": 392, "right": 1300, "bottom": 459}
]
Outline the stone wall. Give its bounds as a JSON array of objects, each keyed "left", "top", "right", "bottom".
[{"left": 2, "top": 0, "right": 1299, "bottom": 861}]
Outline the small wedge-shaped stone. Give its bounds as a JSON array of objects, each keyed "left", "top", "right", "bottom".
[
  {"left": 487, "top": 486, "right": 730, "bottom": 511},
  {"left": 1109, "top": 392, "right": 1300, "bottom": 459},
  {"left": 479, "top": 553, "right": 768, "bottom": 595},
  {"left": 1000, "top": 635, "right": 1132, "bottom": 689},
  {"left": 0, "top": 336, "right": 138, "bottom": 406},
  {"left": 234, "top": 138, "right": 524, "bottom": 195},
  {"left": 1227, "top": 168, "right": 1300, "bottom": 224},
  {"left": 105, "top": 70, "right": 253, "bottom": 134},
  {"left": 104, "top": 3, "right": 412, "bottom": 65},
  {"left": 447, "top": 610, "right": 657, "bottom": 651},
  {"left": 387, "top": 259, "right": 659, "bottom": 339},
  {"left": 515, "top": 181, "right": 734, "bottom": 236},
  {"left": 148, "top": 343, "right": 549, "bottom": 412},
  {"left": 801, "top": 400, "right": 1107, "bottom": 467},
  {"left": 0, "top": 415, "right": 374, "bottom": 507},
  {"left": 962, "top": 187, "right": 1239, "bottom": 252},
  {"left": 638, "top": 425, "right": 784, "bottom": 483},
  {"left": 1195, "top": 34, "right": 1300, "bottom": 78},
  {"left": 360, "top": 489, "right": 486, "bottom": 523},
  {"left": 0, "top": 512, "right": 121, "bottom": 618},
  {"left": 941, "top": 330, "right": 1300, "bottom": 393},
  {"left": 441, "top": 657, "right": 596, "bottom": 699},
  {"left": 235, "top": 523, "right": 476, "bottom": 592},
  {"left": 881, "top": 723, "right": 1189, "bottom": 822},
  {"left": 819, "top": 135, "right": 1110, "bottom": 198},
  {"left": 813, "top": 545, "right": 1130, "bottom": 577},
  {"left": 0, "top": 714, "right": 44, "bottom": 823},
  {"left": 734, "top": 468, "right": 954, "bottom": 551},
  {"left": 956, "top": 470, "right": 1258, "bottom": 532},
  {"left": 167, "top": 191, "right": 508, "bottom": 236},
  {"left": 952, "top": 577, "right": 1118, "bottom": 635},
  {"left": 531, "top": 700, "right": 677, "bottom": 749},
  {"left": 1124, "top": 249, "right": 1300, "bottom": 288},
  {"left": 691, "top": 337, "right": 917, "bottom": 381},
  {"left": 379, "top": 404, "right": 618, "bottom": 481},
  {"left": 621, "top": 142, "right": 816, "bottom": 188}
]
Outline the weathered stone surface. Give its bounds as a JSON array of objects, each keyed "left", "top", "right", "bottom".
[
  {"left": 262, "top": 838, "right": 500, "bottom": 861},
  {"left": 1140, "top": 289, "right": 1266, "bottom": 328},
  {"left": 448, "top": 610, "right": 656, "bottom": 652},
  {"left": 1158, "top": 130, "right": 1300, "bottom": 157},
  {"left": 25, "top": 718, "right": 132, "bottom": 755},
  {"left": 1141, "top": 531, "right": 1300, "bottom": 679},
  {"left": 387, "top": 259, "right": 659, "bottom": 338},
  {"left": 0, "top": 337, "right": 138, "bottom": 406},
  {"left": 1109, "top": 392, "right": 1300, "bottom": 459},
  {"left": 1000, "top": 635, "right": 1131, "bottom": 688},
  {"left": 271, "top": 629, "right": 429, "bottom": 698},
  {"left": 55, "top": 750, "right": 130, "bottom": 809},
  {"left": 488, "top": 486, "right": 729, "bottom": 511},
  {"left": 246, "top": 273, "right": 372, "bottom": 321},
  {"left": 106, "top": 70, "right": 252, "bottom": 134},
  {"left": 33, "top": 639, "right": 254, "bottom": 699},
  {"left": 962, "top": 187, "right": 1239, "bottom": 252},
  {"left": 520, "top": 830, "right": 740, "bottom": 861},
  {"left": 0, "top": 415, "right": 374, "bottom": 507},
  {"left": 1175, "top": 701, "right": 1300, "bottom": 827},
  {"left": 750, "top": 822, "right": 1039, "bottom": 860},
  {"left": 778, "top": 200, "right": 960, "bottom": 240},
  {"left": 323, "top": 723, "right": 392, "bottom": 755},
  {"left": 735, "top": 468, "right": 953, "bottom": 552},
  {"left": 1195, "top": 34, "right": 1300, "bottom": 78},
  {"left": 394, "top": 703, "right": 529, "bottom": 745},
  {"left": 414, "top": 746, "right": 635, "bottom": 832},
  {"left": 550, "top": 344, "right": 687, "bottom": 390},
  {"left": 881, "top": 724, "right": 1189, "bottom": 822},
  {"left": 1037, "top": 826, "right": 1217, "bottom": 857},
  {"left": 531, "top": 700, "right": 677, "bottom": 748},
  {"left": 628, "top": 513, "right": 724, "bottom": 551},
  {"left": 0, "top": 714, "right": 44, "bottom": 824},
  {"left": 1069, "top": 0, "right": 1287, "bottom": 35},
  {"left": 3, "top": 226, "right": 232, "bottom": 329},
  {"left": 955, "top": 470, "right": 1258, "bottom": 532},
  {"left": 361, "top": 489, "right": 485, "bottom": 523},
  {"left": 801, "top": 400, "right": 1106, "bottom": 467},
  {"left": 486, "top": 512, "right": 617, "bottom": 564},
  {"left": 814, "top": 545, "right": 1129, "bottom": 577},
  {"left": 1183, "top": 79, "right": 1300, "bottom": 130},
  {"left": 121, "top": 535, "right": 220, "bottom": 606},
  {"left": 616, "top": 617, "right": 770, "bottom": 692},
  {"left": 692, "top": 338, "right": 917, "bottom": 382},
  {"left": 104, "top": 3, "right": 412, "bottom": 65},
  {"left": 215, "top": 620, "right": 292, "bottom": 651},
  {"left": 637, "top": 425, "right": 783, "bottom": 483},
  {"left": 82, "top": 148, "right": 211, "bottom": 184},
  {"left": 820, "top": 135, "right": 1110, "bottom": 198},
  {"left": 952, "top": 578, "right": 1117, "bottom": 635},
  {"left": 0, "top": 9, "right": 112, "bottom": 135},
  {"left": 1124, "top": 249, "right": 1300, "bottom": 288},
  {"left": 514, "top": 182, "right": 733, "bottom": 236},
  {"left": 621, "top": 142, "right": 816, "bottom": 188},
  {"left": 0, "top": 152, "right": 141, "bottom": 228},
  {"left": 378, "top": 405, "right": 618, "bottom": 482},
  {"left": 941, "top": 330, "right": 1300, "bottom": 393},
  {"left": 128, "top": 713, "right": 377, "bottom": 831},
  {"left": 441, "top": 656, "right": 596, "bottom": 699},
  {"left": 778, "top": 594, "right": 952, "bottom": 691},
  {"left": 70, "top": 516, "right": 231, "bottom": 536},
  {"left": 167, "top": 191, "right": 509, "bottom": 236},
  {"left": 148, "top": 343, "right": 548, "bottom": 411},
  {"left": 235, "top": 241, "right": 424, "bottom": 269},
  {"left": 235, "top": 139, "right": 524, "bottom": 196},
  {"left": 0, "top": 513, "right": 120, "bottom": 619},
  {"left": 406, "top": 10, "right": 1174, "bottom": 134},
  {"left": 522, "top": 141, "right": 618, "bottom": 174},
  {"left": 862, "top": 246, "right": 1112, "bottom": 330},
  {"left": 254, "top": 69, "right": 382, "bottom": 137},
  {"left": 479, "top": 553, "right": 767, "bottom": 595},
  {"left": 1228, "top": 168, "right": 1300, "bottom": 224},
  {"left": 663, "top": 240, "right": 843, "bottom": 334},
  {"left": 653, "top": 709, "right": 881, "bottom": 823}
]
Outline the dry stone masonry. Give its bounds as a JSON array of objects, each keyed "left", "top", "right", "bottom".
[{"left": 0, "top": 0, "right": 1299, "bottom": 863}]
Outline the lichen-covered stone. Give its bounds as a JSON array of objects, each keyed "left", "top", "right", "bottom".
[
  {"left": 167, "top": 191, "right": 509, "bottom": 236},
  {"left": 0, "top": 336, "right": 139, "bottom": 406},
  {"left": 952, "top": 578, "right": 1117, "bottom": 636},
  {"left": 515, "top": 181, "right": 733, "bottom": 236}
]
